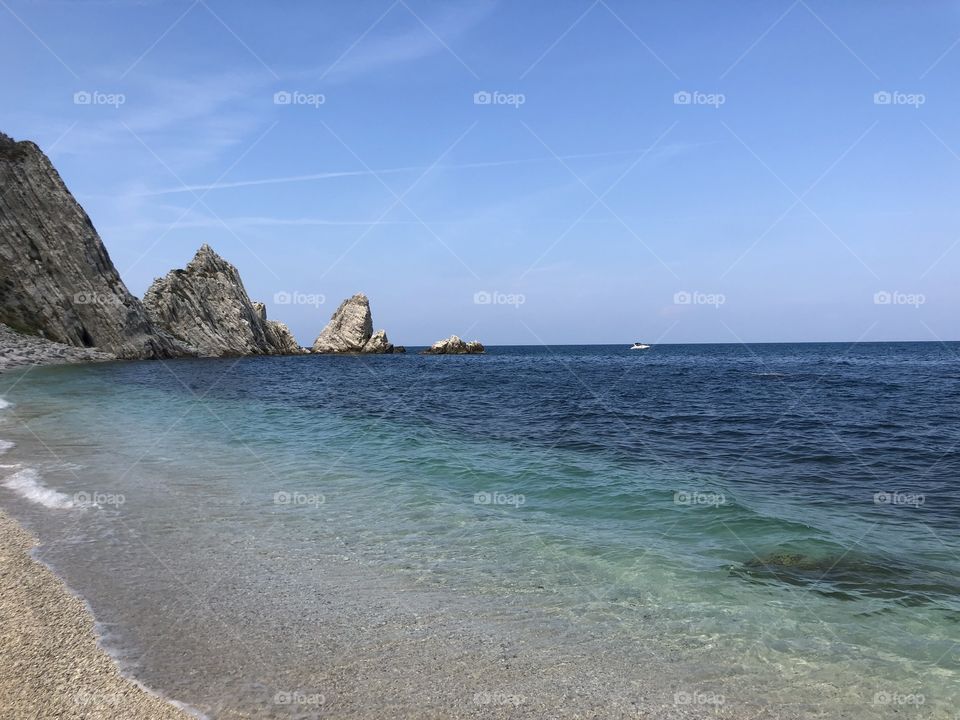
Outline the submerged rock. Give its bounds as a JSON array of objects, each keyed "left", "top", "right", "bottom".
[
  {"left": 143, "top": 245, "right": 305, "bottom": 357},
  {"left": 311, "top": 294, "right": 395, "bottom": 354},
  {"left": 0, "top": 132, "right": 188, "bottom": 358},
  {"left": 421, "top": 335, "right": 485, "bottom": 355},
  {"left": 729, "top": 544, "right": 960, "bottom": 606},
  {"left": 744, "top": 552, "right": 822, "bottom": 571}
]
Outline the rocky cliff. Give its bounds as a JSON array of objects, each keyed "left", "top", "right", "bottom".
[
  {"left": 312, "top": 294, "right": 397, "bottom": 353},
  {"left": 143, "top": 245, "right": 304, "bottom": 357},
  {"left": 0, "top": 132, "right": 187, "bottom": 358}
]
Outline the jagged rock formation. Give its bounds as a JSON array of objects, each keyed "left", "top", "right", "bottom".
[
  {"left": 421, "top": 335, "right": 485, "bottom": 355},
  {"left": 143, "top": 245, "right": 305, "bottom": 357},
  {"left": 0, "top": 132, "right": 188, "bottom": 358},
  {"left": 253, "top": 303, "right": 302, "bottom": 355},
  {"left": 312, "top": 294, "right": 396, "bottom": 354}
]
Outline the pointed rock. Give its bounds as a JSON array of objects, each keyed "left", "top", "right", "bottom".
[
  {"left": 312, "top": 293, "right": 395, "bottom": 354},
  {"left": 0, "top": 132, "right": 188, "bottom": 358},
  {"left": 144, "top": 245, "right": 303, "bottom": 357}
]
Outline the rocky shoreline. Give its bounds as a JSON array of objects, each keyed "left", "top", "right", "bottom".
[
  {"left": 0, "top": 508, "right": 197, "bottom": 719},
  {"left": 0, "top": 131, "right": 482, "bottom": 364},
  {"left": 0, "top": 133, "right": 186, "bottom": 359},
  {"left": 0, "top": 324, "right": 115, "bottom": 375}
]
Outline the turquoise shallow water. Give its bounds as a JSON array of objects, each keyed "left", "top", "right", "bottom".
[{"left": 0, "top": 344, "right": 958, "bottom": 718}]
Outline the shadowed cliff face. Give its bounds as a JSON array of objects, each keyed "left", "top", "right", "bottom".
[
  {"left": 143, "top": 244, "right": 303, "bottom": 357},
  {"left": 0, "top": 132, "right": 188, "bottom": 359}
]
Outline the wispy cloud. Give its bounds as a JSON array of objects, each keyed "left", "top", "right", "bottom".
[
  {"left": 41, "top": 70, "right": 269, "bottom": 171},
  {"left": 122, "top": 146, "right": 696, "bottom": 197},
  {"left": 97, "top": 215, "right": 628, "bottom": 234},
  {"left": 318, "top": 0, "right": 495, "bottom": 82},
  {"left": 100, "top": 216, "right": 427, "bottom": 233}
]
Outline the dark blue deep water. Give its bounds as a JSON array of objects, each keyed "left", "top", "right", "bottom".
[{"left": 1, "top": 342, "right": 958, "bottom": 718}]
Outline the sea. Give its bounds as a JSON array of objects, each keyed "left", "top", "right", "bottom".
[{"left": 0, "top": 343, "right": 958, "bottom": 718}]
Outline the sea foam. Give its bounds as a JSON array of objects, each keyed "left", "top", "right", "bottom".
[
  {"left": 0, "top": 439, "right": 13, "bottom": 455},
  {"left": 3, "top": 468, "right": 74, "bottom": 509},
  {"left": 0, "top": 398, "right": 11, "bottom": 410}
]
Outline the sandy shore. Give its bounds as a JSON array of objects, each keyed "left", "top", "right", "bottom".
[
  {"left": 0, "top": 509, "right": 196, "bottom": 719},
  {"left": 0, "top": 323, "right": 114, "bottom": 374}
]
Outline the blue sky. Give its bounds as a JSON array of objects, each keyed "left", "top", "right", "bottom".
[{"left": 3, "top": 0, "right": 959, "bottom": 345}]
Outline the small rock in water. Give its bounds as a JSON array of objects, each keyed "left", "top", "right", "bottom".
[{"left": 420, "top": 335, "right": 485, "bottom": 355}]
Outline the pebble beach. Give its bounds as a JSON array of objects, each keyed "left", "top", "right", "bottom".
[{"left": 0, "top": 509, "right": 194, "bottom": 719}]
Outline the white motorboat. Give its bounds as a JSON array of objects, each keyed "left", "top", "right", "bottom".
[{"left": 630, "top": 342, "right": 650, "bottom": 350}]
